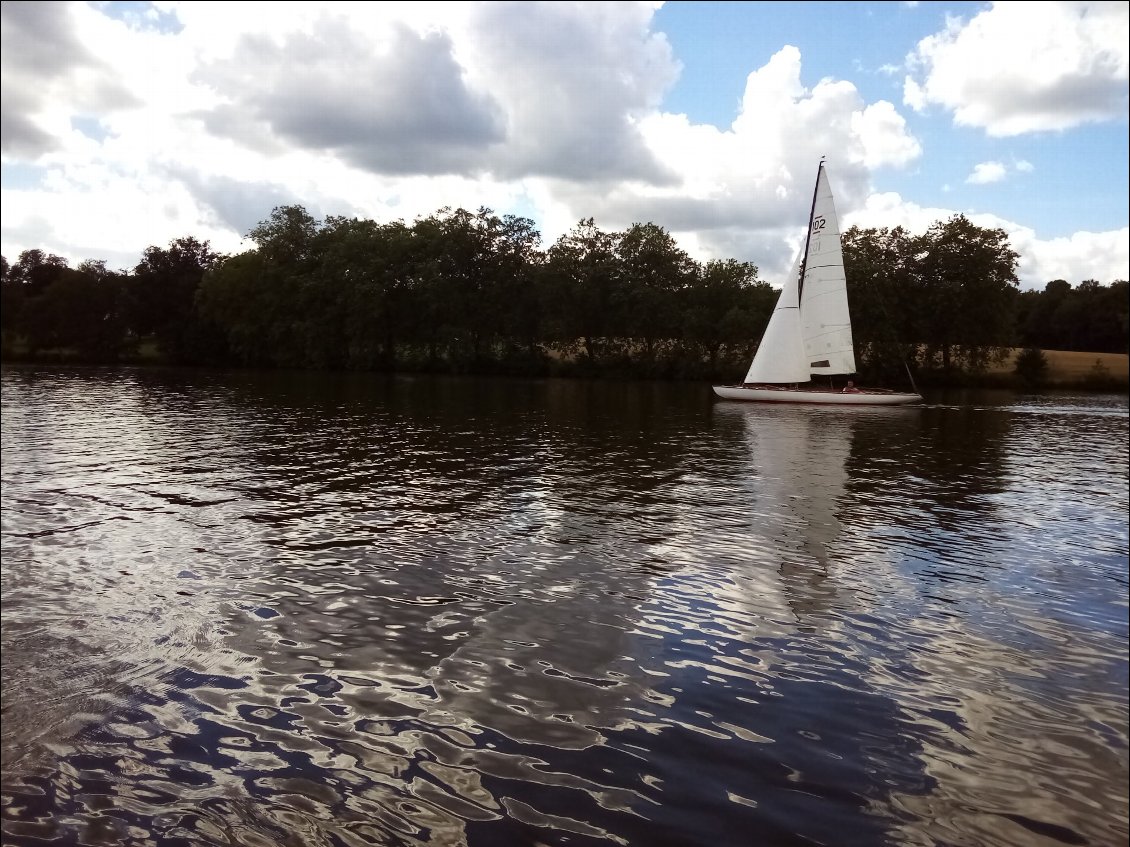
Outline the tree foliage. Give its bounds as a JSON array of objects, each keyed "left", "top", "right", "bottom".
[
  {"left": 915, "top": 215, "right": 1019, "bottom": 373},
  {"left": 843, "top": 215, "right": 1023, "bottom": 381},
  {"left": 1016, "top": 278, "right": 1128, "bottom": 353},
  {"left": 1013, "top": 347, "right": 1049, "bottom": 387},
  {"left": 129, "top": 236, "right": 223, "bottom": 363},
  {"left": 2, "top": 204, "right": 1125, "bottom": 388}
]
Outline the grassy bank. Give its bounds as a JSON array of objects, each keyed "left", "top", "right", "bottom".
[
  {"left": 4, "top": 340, "right": 1127, "bottom": 391},
  {"left": 988, "top": 348, "right": 1129, "bottom": 388}
]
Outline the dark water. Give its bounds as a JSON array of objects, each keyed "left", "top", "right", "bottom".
[{"left": 1, "top": 365, "right": 1126, "bottom": 847}]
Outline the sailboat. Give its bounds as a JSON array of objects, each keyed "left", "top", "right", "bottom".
[{"left": 713, "top": 160, "right": 923, "bottom": 406}]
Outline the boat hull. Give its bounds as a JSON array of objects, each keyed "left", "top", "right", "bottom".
[{"left": 712, "top": 385, "right": 923, "bottom": 406}]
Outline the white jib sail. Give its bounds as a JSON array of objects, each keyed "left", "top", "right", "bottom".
[
  {"left": 801, "top": 166, "right": 857, "bottom": 376},
  {"left": 744, "top": 256, "right": 810, "bottom": 384}
]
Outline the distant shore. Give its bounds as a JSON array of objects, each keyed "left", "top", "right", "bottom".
[
  {"left": 987, "top": 348, "right": 1128, "bottom": 388},
  {"left": 2, "top": 346, "right": 1127, "bottom": 392}
]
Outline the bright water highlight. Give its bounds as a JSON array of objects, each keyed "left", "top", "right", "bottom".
[{"left": 2, "top": 366, "right": 1127, "bottom": 846}]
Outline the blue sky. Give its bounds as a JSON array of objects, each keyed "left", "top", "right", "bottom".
[
  {"left": 655, "top": 3, "right": 1130, "bottom": 241},
  {"left": 1, "top": 1, "right": 1127, "bottom": 290},
  {"left": 656, "top": 1, "right": 1129, "bottom": 238}
]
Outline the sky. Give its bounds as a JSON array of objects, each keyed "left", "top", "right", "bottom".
[{"left": 1, "top": 0, "right": 1127, "bottom": 291}]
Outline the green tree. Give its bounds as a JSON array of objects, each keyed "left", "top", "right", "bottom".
[
  {"left": 1017, "top": 278, "right": 1128, "bottom": 354},
  {"left": 1083, "top": 358, "right": 1116, "bottom": 389},
  {"left": 7, "top": 249, "right": 70, "bottom": 294},
  {"left": 1, "top": 254, "right": 22, "bottom": 352},
  {"left": 4, "top": 250, "right": 72, "bottom": 354},
  {"left": 1071, "top": 279, "right": 1129, "bottom": 353},
  {"left": 680, "top": 258, "right": 771, "bottom": 373},
  {"left": 913, "top": 215, "right": 1019, "bottom": 374},
  {"left": 312, "top": 216, "right": 429, "bottom": 370},
  {"left": 248, "top": 205, "right": 321, "bottom": 266},
  {"left": 1013, "top": 346, "right": 1048, "bottom": 387},
  {"left": 129, "top": 236, "right": 223, "bottom": 363},
  {"left": 1018, "top": 279, "right": 1071, "bottom": 350},
  {"left": 1105, "top": 280, "right": 1130, "bottom": 353},
  {"left": 19, "top": 263, "right": 128, "bottom": 359},
  {"left": 841, "top": 225, "right": 921, "bottom": 381},
  {"left": 616, "top": 222, "right": 697, "bottom": 361},
  {"left": 404, "top": 207, "right": 541, "bottom": 369},
  {"left": 197, "top": 206, "right": 327, "bottom": 368},
  {"left": 196, "top": 251, "right": 286, "bottom": 366},
  {"left": 544, "top": 219, "right": 623, "bottom": 362}
]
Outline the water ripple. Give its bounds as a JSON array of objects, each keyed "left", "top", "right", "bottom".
[{"left": 2, "top": 367, "right": 1126, "bottom": 846}]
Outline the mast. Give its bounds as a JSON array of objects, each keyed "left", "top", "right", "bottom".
[{"left": 797, "top": 157, "right": 825, "bottom": 304}]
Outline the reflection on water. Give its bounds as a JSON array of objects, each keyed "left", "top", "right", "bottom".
[{"left": 2, "top": 366, "right": 1127, "bottom": 847}]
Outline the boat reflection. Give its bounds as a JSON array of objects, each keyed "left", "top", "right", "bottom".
[{"left": 710, "top": 402, "right": 916, "bottom": 620}]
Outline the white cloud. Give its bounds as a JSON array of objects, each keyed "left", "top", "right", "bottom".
[
  {"left": 852, "top": 101, "right": 922, "bottom": 169},
  {"left": 1, "top": 10, "right": 923, "bottom": 288},
  {"left": 966, "top": 161, "right": 1007, "bottom": 184},
  {"left": 849, "top": 191, "right": 958, "bottom": 237},
  {"left": 904, "top": 1, "right": 1129, "bottom": 136},
  {"left": 2, "top": 1, "right": 669, "bottom": 261},
  {"left": 1012, "top": 226, "right": 1129, "bottom": 285},
  {"left": 849, "top": 192, "right": 1129, "bottom": 288},
  {"left": 966, "top": 159, "right": 1036, "bottom": 185},
  {"left": 617, "top": 45, "right": 924, "bottom": 283},
  {"left": 0, "top": 2, "right": 140, "bottom": 157},
  {"left": 0, "top": 1, "right": 1122, "bottom": 295},
  {"left": 902, "top": 76, "right": 927, "bottom": 112}
]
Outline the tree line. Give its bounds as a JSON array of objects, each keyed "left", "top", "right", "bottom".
[{"left": 1, "top": 204, "right": 1126, "bottom": 384}]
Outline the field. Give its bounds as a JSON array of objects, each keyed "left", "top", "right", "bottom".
[{"left": 989, "top": 348, "right": 1129, "bottom": 387}]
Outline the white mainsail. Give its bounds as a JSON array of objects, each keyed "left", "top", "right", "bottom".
[{"left": 800, "top": 165, "right": 857, "bottom": 375}]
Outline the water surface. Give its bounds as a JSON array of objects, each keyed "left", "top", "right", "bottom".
[{"left": 2, "top": 366, "right": 1127, "bottom": 846}]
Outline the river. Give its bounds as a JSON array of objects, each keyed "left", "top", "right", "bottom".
[{"left": 1, "top": 365, "right": 1127, "bottom": 847}]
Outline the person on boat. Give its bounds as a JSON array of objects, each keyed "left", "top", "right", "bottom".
[{"left": 841, "top": 380, "right": 861, "bottom": 393}]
